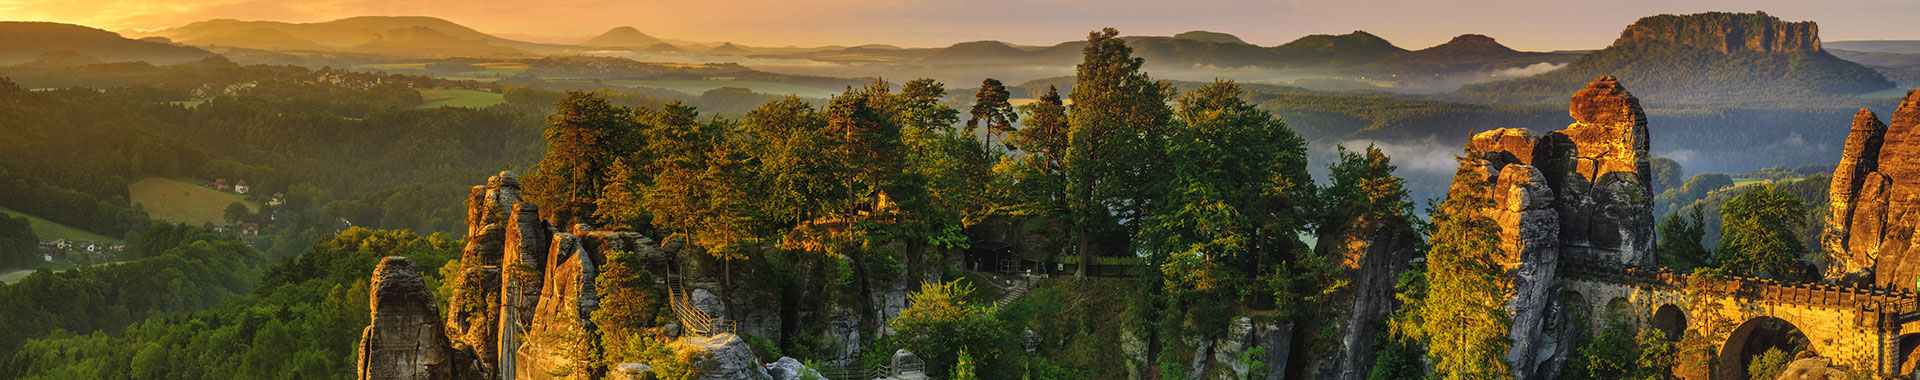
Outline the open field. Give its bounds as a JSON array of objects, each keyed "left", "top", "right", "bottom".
[
  {"left": 418, "top": 89, "right": 506, "bottom": 109},
  {"left": 129, "top": 177, "right": 257, "bottom": 225},
  {"left": 0, "top": 206, "right": 114, "bottom": 242}
]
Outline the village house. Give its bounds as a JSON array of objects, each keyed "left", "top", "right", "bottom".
[
  {"left": 213, "top": 178, "right": 230, "bottom": 190},
  {"left": 234, "top": 180, "right": 250, "bottom": 194}
]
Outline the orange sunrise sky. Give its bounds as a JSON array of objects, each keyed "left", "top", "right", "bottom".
[{"left": 0, "top": 0, "right": 1915, "bottom": 50}]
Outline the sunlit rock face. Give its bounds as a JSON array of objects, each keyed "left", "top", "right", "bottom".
[
  {"left": 1824, "top": 90, "right": 1920, "bottom": 288},
  {"left": 1442, "top": 75, "right": 1656, "bottom": 379}
]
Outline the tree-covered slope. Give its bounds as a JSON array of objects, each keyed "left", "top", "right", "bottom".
[{"left": 1456, "top": 11, "right": 1893, "bottom": 104}]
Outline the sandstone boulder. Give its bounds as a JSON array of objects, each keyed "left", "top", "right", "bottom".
[
  {"left": 676, "top": 334, "right": 772, "bottom": 380},
  {"left": 766, "top": 357, "right": 822, "bottom": 380}
]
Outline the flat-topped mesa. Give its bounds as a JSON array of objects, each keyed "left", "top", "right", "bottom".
[
  {"left": 1615, "top": 11, "right": 1821, "bottom": 54},
  {"left": 1825, "top": 90, "right": 1920, "bottom": 288}
]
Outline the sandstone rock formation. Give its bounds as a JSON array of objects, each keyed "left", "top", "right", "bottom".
[
  {"left": 357, "top": 256, "right": 481, "bottom": 380},
  {"left": 1440, "top": 75, "right": 1655, "bottom": 379},
  {"left": 676, "top": 335, "right": 772, "bottom": 380},
  {"left": 1773, "top": 353, "right": 1850, "bottom": 380},
  {"left": 1615, "top": 11, "right": 1821, "bottom": 54},
  {"left": 766, "top": 357, "right": 821, "bottom": 380},
  {"left": 1822, "top": 90, "right": 1920, "bottom": 288},
  {"left": 1313, "top": 210, "right": 1418, "bottom": 380}
]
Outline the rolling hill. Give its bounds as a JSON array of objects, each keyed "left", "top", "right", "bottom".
[
  {"left": 1268, "top": 31, "right": 1408, "bottom": 67},
  {"left": 353, "top": 26, "right": 527, "bottom": 57},
  {"left": 1353, "top": 34, "right": 1577, "bottom": 75},
  {"left": 0, "top": 22, "right": 214, "bottom": 66},
  {"left": 1456, "top": 11, "right": 1894, "bottom": 104},
  {"left": 580, "top": 26, "right": 667, "bottom": 48},
  {"left": 141, "top": 16, "right": 571, "bottom": 56}
]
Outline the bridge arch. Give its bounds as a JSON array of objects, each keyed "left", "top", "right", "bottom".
[
  {"left": 1650, "top": 304, "right": 1685, "bottom": 340},
  {"left": 1899, "top": 333, "right": 1920, "bottom": 377},
  {"left": 1716, "top": 316, "right": 1809, "bottom": 380},
  {"left": 1604, "top": 296, "right": 1635, "bottom": 324}
]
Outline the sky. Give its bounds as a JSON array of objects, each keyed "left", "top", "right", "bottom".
[{"left": 0, "top": 0, "right": 1916, "bottom": 50}]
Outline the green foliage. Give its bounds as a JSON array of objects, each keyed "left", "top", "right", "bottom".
[
  {"left": 888, "top": 280, "right": 1018, "bottom": 378},
  {"left": 1418, "top": 167, "right": 1514, "bottom": 380},
  {"left": 1657, "top": 205, "right": 1711, "bottom": 270},
  {"left": 746, "top": 334, "right": 782, "bottom": 362},
  {"left": 1142, "top": 80, "right": 1315, "bottom": 304},
  {"left": 0, "top": 222, "right": 259, "bottom": 358},
  {"left": 952, "top": 348, "right": 978, "bottom": 380},
  {"left": 1065, "top": 28, "right": 1174, "bottom": 277},
  {"left": 1716, "top": 186, "right": 1809, "bottom": 278},
  {"left": 1561, "top": 313, "right": 1675, "bottom": 380},
  {"left": 592, "top": 251, "right": 664, "bottom": 366},
  {"left": 0, "top": 215, "right": 38, "bottom": 270},
  {"left": 1655, "top": 173, "right": 1735, "bottom": 216},
  {"left": 1746, "top": 348, "right": 1790, "bottom": 380},
  {"left": 1650, "top": 157, "right": 1683, "bottom": 195},
  {"left": 6, "top": 227, "right": 458, "bottom": 380}
]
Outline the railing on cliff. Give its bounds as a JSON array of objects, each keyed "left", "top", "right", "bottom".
[
  {"left": 666, "top": 273, "right": 734, "bottom": 337},
  {"left": 1559, "top": 258, "right": 1920, "bottom": 323}
]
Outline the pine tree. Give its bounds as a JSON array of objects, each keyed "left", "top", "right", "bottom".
[
  {"left": 1656, "top": 204, "right": 1710, "bottom": 270},
  {"left": 1716, "top": 186, "right": 1808, "bottom": 278},
  {"left": 1063, "top": 28, "right": 1173, "bottom": 279},
  {"left": 1419, "top": 162, "right": 1515, "bottom": 380},
  {"left": 966, "top": 78, "right": 1018, "bottom": 155}
]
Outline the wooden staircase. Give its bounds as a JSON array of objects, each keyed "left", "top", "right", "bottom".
[{"left": 666, "top": 273, "right": 732, "bottom": 336}]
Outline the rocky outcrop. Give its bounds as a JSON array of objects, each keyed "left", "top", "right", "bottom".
[
  {"left": 1441, "top": 76, "right": 1656, "bottom": 379},
  {"left": 677, "top": 335, "right": 772, "bottom": 380},
  {"left": 766, "top": 357, "right": 821, "bottom": 380},
  {"left": 1823, "top": 110, "right": 1889, "bottom": 281},
  {"left": 1313, "top": 210, "right": 1418, "bottom": 380},
  {"left": 1615, "top": 11, "right": 1821, "bottom": 54},
  {"left": 1552, "top": 76, "right": 1655, "bottom": 265},
  {"left": 357, "top": 256, "right": 482, "bottom": 380},
  {"left": 1774, "top": 352, "right": 1849, "bottom": 380},
  {"left": 516, "top": 233, "right": 603, "bottom": 380},
  {"left": 1824, "top": 90, "right": 1920, "bottom": 288}
]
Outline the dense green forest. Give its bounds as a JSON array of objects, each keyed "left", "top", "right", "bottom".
[{"left": 3, "top": 228, "right": 457, "bottom": 379}]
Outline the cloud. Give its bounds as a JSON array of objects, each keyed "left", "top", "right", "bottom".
[
  {"left": 1330, "top": 137, "right": 1463, "bottom": 176},
  {"left": 1490, "top": 62, "right": 1565, "bottom": 78}
]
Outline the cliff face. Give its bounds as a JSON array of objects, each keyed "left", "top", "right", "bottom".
[
  {"left": 1313, "top": 214, "right": 1418, "bottom": 380},
  {"left": 1441, "top": 76, "right": 1655, "bottom": 379},
  {"left": 1823, "top": 90, "right": 1920, "bottom": 287},
  {"left": 1615, "top": 11, "right": 1820, "bottom": 54},
  {"left": 357, "top": 256, "right": 483, "bottom": 380}
]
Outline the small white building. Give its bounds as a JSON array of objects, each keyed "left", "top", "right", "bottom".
[
  {"left": 235, "top": 180, "right": 251, "bottom": 194},
  {"left": 42, "top": 254, "right": 52, "bottom": 262}
]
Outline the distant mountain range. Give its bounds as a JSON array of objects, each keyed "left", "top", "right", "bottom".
[
  {"left": 1457, "top": 11, "right": 1894, "bottom": 103},
  {"left": 0, "top": 22, "right": 213, "bottom": 66},
  {"left": 134, "top": 16, "right": 573, "bottom": 56}
]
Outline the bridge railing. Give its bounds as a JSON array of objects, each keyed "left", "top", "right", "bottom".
[{"left": 1559, "top": 258, "right": 1920, "bottom": 319}]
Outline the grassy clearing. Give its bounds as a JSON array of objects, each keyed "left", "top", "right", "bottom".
[
  {"left": 129, "top": 177, "right": 256, "bottom": 226},
  {"left": 1731, "top": 177, "right": 1771, "bottom": 188},
  {"left": 1, "top": 261, "right": 126, "bottom": 284},
  {"left": 168, "top": 99, "right": 207, "bottom": 108},
  {"left": 0, "top": 206, "right": 114, "bottom": 242},
  {"left": 605, "top": 79, "right": 841, "bottom": 98},
  {"left": 418, "top": 89, "right": 506, "bottom": 109}
]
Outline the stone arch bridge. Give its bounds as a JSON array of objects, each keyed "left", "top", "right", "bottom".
[{"left": 1551, "top": 259, "right": 1920, "bottom": 380}]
